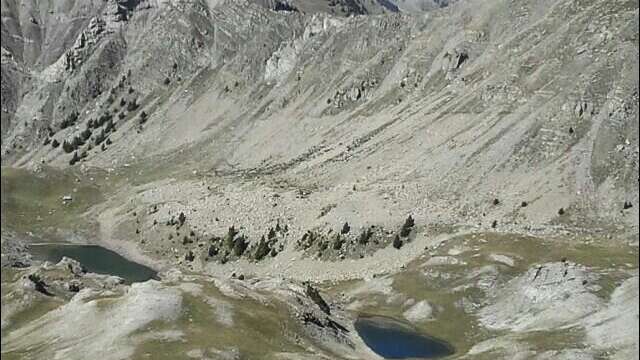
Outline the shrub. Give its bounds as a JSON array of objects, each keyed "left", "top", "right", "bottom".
[
  {"left": 51, "top": 139, "right": 60, "bottom": 148},
  {"left": 493, "top": 198, "right": 500, "bottom": 206},
  {"left": 558, "top": 208, "right": 565, "bottom": 216}
]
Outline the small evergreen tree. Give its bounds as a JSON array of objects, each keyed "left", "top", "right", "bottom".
[
  {"left": 225, "top": 226, "right": 237, "bottom": 249},
  {"left": 400, "top": 215, "right": 415, "bottom": 237},
  {"left": 254, "top": 236, "right": 270, "bottom": 261},
  {"left": 94, "top": 129, "right": 106, "bottom": 145},
  {"left": 208, "top": 245, "right": 219, "bottom": 257},
  {"left": 139, "top": 111, "right": 148, "bottom": 124},
  {"left": 333, "top": 235, "right": 344, "bottom": 250},
  {"left": 233, "top": 235, "right": 248, "bottom": 257},
  {"left": 341, "top": 222, "right": 350, "bottom": 234},
  {"left": 62, "top": 140, "right": 74, "bottom": 153},
  {"left": 69, "top": 151, "right": 80, "bottom": 165},
  {"left": 81, "top": 128, "right": 92, "bottom": 141},
  {"left": 392, "top": 235, "right": 403, "bottom": 249},
  {"left": 358, "top": 228, "right": 372, "bottom": 244}
]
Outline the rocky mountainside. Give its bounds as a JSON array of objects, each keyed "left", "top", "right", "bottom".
[{"left": 2, "top": 0, "right": 637, "bottom": 238}]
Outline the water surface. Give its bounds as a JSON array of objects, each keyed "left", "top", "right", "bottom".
[
  {"left": 30, "top": 244, "right": 157, "bottom": 284},
  {"left": 355, "top": 315, "right": 454, "bottom": 359}
]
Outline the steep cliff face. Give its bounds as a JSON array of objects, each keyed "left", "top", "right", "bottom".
[{"left": 1, "top": 0, "right": 638, "bottom": 234}]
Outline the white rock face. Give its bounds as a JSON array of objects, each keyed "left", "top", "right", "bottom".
[
  {"left": 583, "top": 274, "right": 639, "bottom": 360},
  {"left": 489, "top": 253, "right": 516, "bottom": 267},
  {"left": 478, "top": 262, "right": 603, "bottom": 332},
  {"left": 424, "top": 256, "right": 464, "bottom": 266},
  {"left": 403, "top": 300, "right": 433, "bottom": 323},
  {"left": 1, "top": 281, "right": 182, "bottom": 360}
]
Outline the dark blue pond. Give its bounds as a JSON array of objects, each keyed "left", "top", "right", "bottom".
[
  {"left": 30, "top": 244, "right": 157, "bottom": 284},
  {"left": 355, "top": 315, "right": 454, "bottom": 359}
]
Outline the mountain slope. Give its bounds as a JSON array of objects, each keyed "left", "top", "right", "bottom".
[{"left": 2, "top": 0, "right": 637, "bottom": 236}]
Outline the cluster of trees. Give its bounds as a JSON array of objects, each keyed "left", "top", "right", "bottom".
[{"left": 202, "top": 223, "right": 285, "bottom": 264}]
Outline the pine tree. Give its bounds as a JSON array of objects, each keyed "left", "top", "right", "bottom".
[
  {"left": 233, "top": 236, "right": 248, "bottom": 257},
  {"left": 254, "top": 236, "right": 270, "bottom": 261},
  {"left": 94, "top": 129, "right": 106, "bottom": 145},
  {"left": 392, "top": 235, "right": 403, "bottom": 249},
  {"left": 400, "top": 215, "right": 415, "bottom": 237},
  {"left": 69, "top": 151, "right": 80, "bottom": 165},
  {"left": 62, "top": 140, "right": 74, "bottom": 153},
  {"left": 341, "top": 222, "right": 350, "bottom": 234}
]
